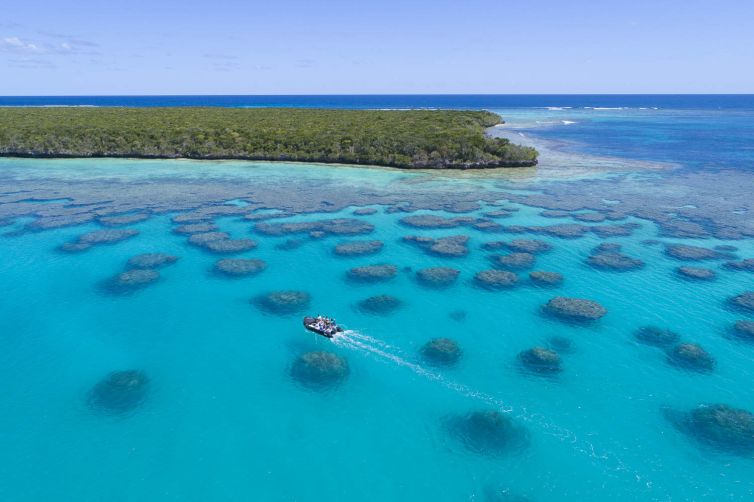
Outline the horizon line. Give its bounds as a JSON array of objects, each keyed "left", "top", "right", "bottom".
[{"left": 1, "top": 93, "right": 754, "bottom": 98}]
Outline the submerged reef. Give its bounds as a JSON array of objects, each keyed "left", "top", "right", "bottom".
[
  {"left": 543, "top": 297, "right": 607, "bottom": 323},
  {"left": 728, "top": 292, "right": 754, "bottom": 313},
  {"left": 254, "top": 290, "right": 311, "bottom": 315},
  {"left": 173, "top": 222, "right": 218, "bottom": 235},
  {"left": 481, "top": 241, "right": 508, "bottom": 251},
  {"left": 529, "top": 270, "right": 563, "bottom": 286},
  {"left": 642, "top": 239, "right": 663, "bottom": 247},
  {"left": 187, "top": 231, "right": 229, "bottom": 245},
  {"left": 187, "top": 231, "right": 256, "bottom": 253},
  {"left": 403, "top": 234, "right": 470, "bottom": 258},
  {"left": 591, "top": 223, "right": 640, "bottom": 238},
  {"left": 634, "top": 326, "right": 680, "bottom": 348},
  {"left": 256, "top": 218, "right": 374, "bottom": 237},
  {"left": 518, "top": 347, "right": 562, "bottom": 375},
  {"left": 352, "top": 207, "right": 377, "bottom": 216},
  {"left": 421, "top": 338, "right": 462, "bottom": 366},
  {"left": 483, "top": 209, "right": 514, "bottom": 218},
  {"left": 290, "top": 351, "right": 349, "bottom": 391},
  {"left": 474, "top": 270, "right": 519, "bottom": 290},
  {"left": 675, "top": 266, "right": 716, "bottom": 281},
  {"left": 664, "top": 244, "right": 729, "bottom": 261},
  {"left": 347, "top": 264, "right": 398, "bottom": 283},
  {"left": 573, "top": 211, "right": 606, "bottom": 223},
  {"left": 540, "top": 210, "right": 571, "bottom": 218},
  {"left": 243, "top": 210, "right": 292, "bottom": 222},
  {"left": 104, "top": 269, "right": 160, "bottom": 294},
  {"left": 415, "top": 267, "right": 460, "bottom": 288},
  {"left": 445, "top": 410, "right": 528, "bottom": 456},
  {"left": 88, "top": 370, "right": 149, "bottom": 414},
  {"left": 399, "top": 214, "right": 473, "bottom": 229},
  {"left": 333, "top": 240, "right": 383, "bottom": 257},
  {"left": 527, "top": 223, "right": 589, "bottom": 239},
  {"left": 201, "top": 238, "right": 257, "bottom": 253},
  {"left": 587, "top": 251, "right": 645, "bottom": 271},
  {"left": 491, "top": 252, "right": 536, "bottom": 270},
  {"left": 732, "top": 320, "right": 754, "bottom": 341},
  {"left": 100, "top": 251, "right": 176, "bottom": 294},
  {"left": 98, "top": 213, "right": 149, "bottom": 227},
  {"left": 60, "top": 228, "right": 138, "bottom": 252},
  {"left": 594, "top": 242, "right": 622, "bottom": 253},
  {"left": 496, "top": 170, "right": 754, "bottom": 240},
  {"left": 426, "top": 235, "right": 470, "bottom": 257},
  {"left": 667, "top": 404, "right": 754, "bottom": 456},
  {"left": 503, "top": 239, "right": 552, "bottom": 254},
  {"left": 126, "top": 253, "right": 179, "bottom": 269},
  {"left": 6, "top": 149, "right": 749, "bottom": 244},
  {"left": 173, "top": 205, "right": 247, "bottom": 223},
  {"left": 214, "top": 258, "right": 266, "bottom": 277},
  {"left": 471, "top": 220, "right": 505, "bottom": 233},
  {"left": 666, "top": 343, "right": 715, "bottom": 373},
  {"left": 356, "top": 294, "right": 403, "bottom": 315},
  {"left": 724, "top": 259, "right": 754, "bottom": 272},
  {"left": 80, "top": 228, "right": 139, "bottom": 244}
]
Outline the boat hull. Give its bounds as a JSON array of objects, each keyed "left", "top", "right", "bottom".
[{"left": 303, "top": 316, "right": 341, "bottom": 338}]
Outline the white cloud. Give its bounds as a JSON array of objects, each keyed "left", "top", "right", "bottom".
[
  {"left": 1, "top": 36, "right": 40, "bottom": 53},
  {"left": 1, "top": 34, "right": 99, "bottom": 55}
]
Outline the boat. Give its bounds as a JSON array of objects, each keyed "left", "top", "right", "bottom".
[{"left": 303, "top": 316, "right": 343, "bottom": 338}]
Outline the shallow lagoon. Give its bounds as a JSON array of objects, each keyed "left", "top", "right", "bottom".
[{"left": 1, "top": 141, "right": 754, "bottom": 500}]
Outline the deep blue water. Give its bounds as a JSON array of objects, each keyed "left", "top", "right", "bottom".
[
  {"left": 495, "top": 106, "right": 754, "bottom": 171},
  {"left": 2, "top": 94, "right": 753, "bottom": 110},
  {"left": 1, "top": 97, "right": 754, "bottom": 501}
]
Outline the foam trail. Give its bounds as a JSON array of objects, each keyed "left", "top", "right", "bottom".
[
  {"left": 338, "top": 329, "right": 393, "bottom": 348},
  {"left": 334, "top": 330, "right": 659, "bottom": 494}
]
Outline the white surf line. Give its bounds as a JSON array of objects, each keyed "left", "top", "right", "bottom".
[{"left": 333, "top": 330, "right": 659, "bottom": 493}]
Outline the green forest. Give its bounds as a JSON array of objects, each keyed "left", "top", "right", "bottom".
[{"left": 0, "top": 107, "right": 537, "bottom": 169}]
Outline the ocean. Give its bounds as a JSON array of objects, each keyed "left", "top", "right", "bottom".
[{"left": 0, "top": 96, "right": 753, "bottom": 501}]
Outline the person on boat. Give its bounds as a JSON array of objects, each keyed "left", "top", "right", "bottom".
[{"left": 306, "top": 315, "right": 338, "bottom": 335}]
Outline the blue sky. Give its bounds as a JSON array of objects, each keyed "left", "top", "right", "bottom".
[{"left": 1, "top": 0, "right": 752, "bottom": 95}]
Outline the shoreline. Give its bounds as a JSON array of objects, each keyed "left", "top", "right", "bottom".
[
  {"left": 0, "top": 156, "right": 542, "bottom": 186},
  {"left": 0, "top": 152, "right": 537, "bottom": 170}
]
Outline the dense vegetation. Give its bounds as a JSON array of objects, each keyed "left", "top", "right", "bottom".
[{"left": 0, "top": 107, "right": 537, "bottom": 169}]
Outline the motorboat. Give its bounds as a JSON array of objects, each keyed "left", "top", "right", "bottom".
[{"left": 303, "top": 316, "right": 343, "bottom": 338}]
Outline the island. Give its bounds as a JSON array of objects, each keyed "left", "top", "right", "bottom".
[{"left": 0, "top": 107, "right": 537, "bottom": 169}]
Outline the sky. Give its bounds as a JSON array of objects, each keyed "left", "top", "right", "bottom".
[{"left": 1, "top": 0, "right": 753, "bottom": 95}]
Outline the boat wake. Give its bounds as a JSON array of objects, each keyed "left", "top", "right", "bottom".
[{"left": 332, "top": 329, "right": 658, "bottom": 493}]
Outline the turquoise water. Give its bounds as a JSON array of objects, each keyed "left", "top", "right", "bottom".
[{"left": 2, "top": 103, "right": 754, "bottom": 500}]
